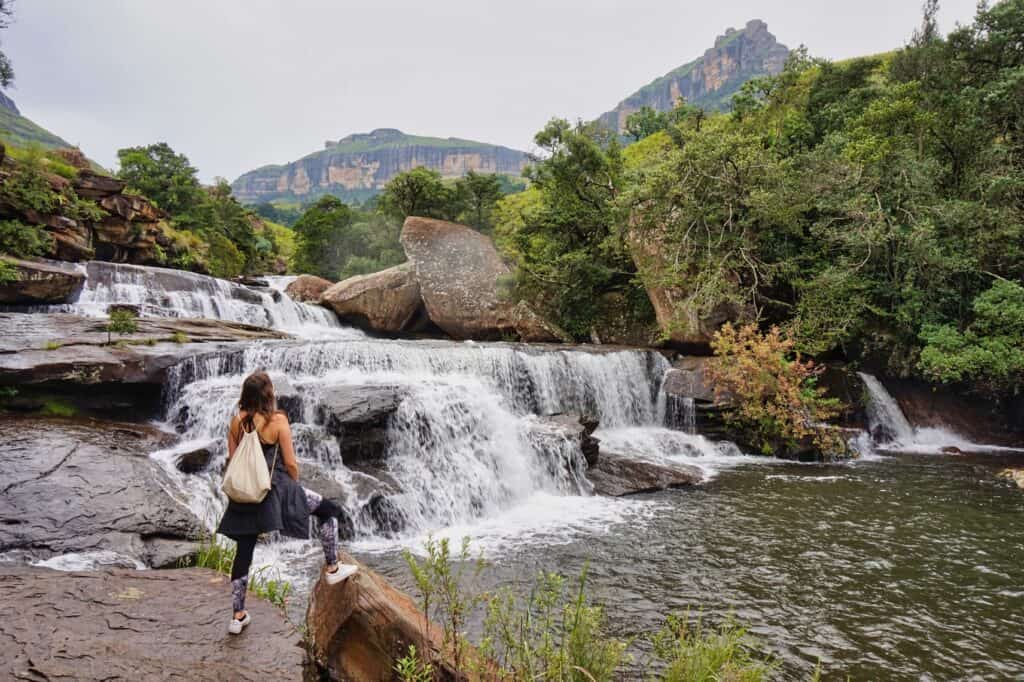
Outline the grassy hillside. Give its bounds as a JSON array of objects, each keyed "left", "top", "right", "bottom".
[{"left": 0, "top": 106, "right": 73, "bottom": 151}]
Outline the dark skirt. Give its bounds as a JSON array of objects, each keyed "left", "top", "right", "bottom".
[{"left": 216, "top": 449, "right": 311, "bottom": 540}]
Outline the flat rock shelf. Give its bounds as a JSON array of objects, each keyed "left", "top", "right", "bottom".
[{"left": 0, "top": 566, "right": 306, "bottom": 681}]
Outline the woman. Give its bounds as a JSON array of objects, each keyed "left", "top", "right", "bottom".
[{"left": 217, "top": 371, "right": 358, "bottom": 635}]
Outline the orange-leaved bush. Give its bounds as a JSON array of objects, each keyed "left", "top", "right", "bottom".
[{"left": 706, "top": 323, "right": 845, "bottom": 457}]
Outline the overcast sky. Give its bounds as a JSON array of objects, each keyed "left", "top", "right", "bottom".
[{"left": 6, "top": 0, "right": 980, "bottom": 183}]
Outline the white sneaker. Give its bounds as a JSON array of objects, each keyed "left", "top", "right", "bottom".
[
  {"left": 325, "top": 563, "right": 358, "bottom": 585},
  {"left": 228, "top": 612, "right": 251, "bottom": 635}
]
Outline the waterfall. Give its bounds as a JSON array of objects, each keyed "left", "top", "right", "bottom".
[
  {"left": 857, "top": 372, "right": 915, "bottom": 444},
  {"left": 30, "top": 261, "right": 358, "bottom": 338},
  {"left": 159, "top": 339, "right": 671, "bottom": 539}
]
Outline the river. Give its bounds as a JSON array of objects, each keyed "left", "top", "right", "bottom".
[{"left": 26, "top": 262, "right": 1024, "bottom": 680}]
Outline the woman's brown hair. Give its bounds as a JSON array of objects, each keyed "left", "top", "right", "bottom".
[{"left": 238, "top": 371, "right": 276, "bottom": 433}]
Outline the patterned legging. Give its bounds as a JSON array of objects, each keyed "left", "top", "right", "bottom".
[{"left": 230, "top": 488, "right": 341, "bottom": 613}]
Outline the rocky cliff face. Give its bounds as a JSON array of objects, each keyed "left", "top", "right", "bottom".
[
  {"left": 231, "top": 128, "right": 529, "bottom": 204},
  {"left": 598, "top": 19, "right": 789, "bottom": 132}
]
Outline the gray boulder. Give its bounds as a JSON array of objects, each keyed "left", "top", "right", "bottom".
[
  {"left": 0, "top": 257, "right": 84, "bottom": 304},
  {"left": 319, "top": 262, "right": 425, "bottom": 334},
  {"left": 400, "top": 216, "right": 567, "bottom": 342},
  {"left": 0, "top": 416, "right": 204, "bottom": 568},
  {"left": 586, "top": 450, "right": 702, "bottom": 496}
]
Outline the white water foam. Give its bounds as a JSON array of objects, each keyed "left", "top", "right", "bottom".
[
  {"left": 596, "top": 426, "right": 759, "bottom": 480},
  {"left": 32, "top": 551, "right": 146, "bottom": 571}
]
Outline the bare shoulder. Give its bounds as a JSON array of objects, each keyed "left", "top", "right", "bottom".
[{"left": 271, "top": 411, "right": 291, "bottom": 429}]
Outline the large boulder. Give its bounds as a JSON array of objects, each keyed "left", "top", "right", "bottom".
[
  {"left": 72, "top": 169, "right": 126, "bottom": 199},
  {"left": 0, "top": 416, "right": 204, "bottom": 568},
  {"left": 586, "top": 450, "right": 702, "bottom": 496},
  {"left": 628, "top": 224, "right": 751, "bottom": 349},
  {"left": 285, "top": 274, "right": 333, "bottom": 303},
  {"left": 319, "top": 262, "right": 425, "bottom": 334},
  {"left": 315, "top": 384, "right": 407, "bottom": 464},
  {"left": 400, "top": 216, "right": 566, "bottom": 342},
  {"left": 0, "top": 257, "right": 84, "bottom": 304},
  {"left": 0, "top": 566, "right": 305, "bottom": 681}
]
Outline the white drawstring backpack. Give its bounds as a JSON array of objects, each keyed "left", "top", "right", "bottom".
[{"left": 221, "top": 426, "right": 277, "bottom": 503}]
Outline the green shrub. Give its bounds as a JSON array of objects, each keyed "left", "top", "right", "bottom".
[
  {"left": 170, "top": 330, "right": 188, "bottom": 344},
  {"left": 43, "top": 340, "right": 61, "bottom": 350},
  {"left": 0, "top": 219, "right": 50, "bottom": 258},
  {"left": 650, "top": 612, "right": 776, "bottom": 681},
  {"left": 106, "top": 308, "right": 138, "bottom": 344},
  {"left": 40, "top": 399, "right": 77, "bottom": 417}
]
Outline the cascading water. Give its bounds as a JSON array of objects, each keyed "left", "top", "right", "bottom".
[
  {"left": 158, "top": 340, "right": 674, "bottom": 540},
  {"left": 856, "top": 372, "right": 1020, "bottom": 454},
  {"left": 27, "top": 260, "right": 359, "bottom": 339},
  {"left": 858, "top": 372, "right": 915, "bottom": 444}
]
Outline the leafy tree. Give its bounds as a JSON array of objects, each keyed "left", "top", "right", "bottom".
[
  {"left": 116, "top": 143, "right": 204, "bottom": 216},
  {"left": 624, "top": 105, "right": 668, "bottom": 141},
  {"left": 378, "top": 167, "right": 453, "bottom": 221},
  {"left": 494, "top": 118, "right": 640, "bottom": 338},
  {"left": 291, "top": 195, "right": 355, "bottom": 278},
  {"left": 0, "top": 1, "right": 13, "bottom": 88},
  {"left": 452, "top": 170, "right": 502, "bottom": 231},
  {"left": 920, "top": 280, "right": 1024, "bottom": 398}
]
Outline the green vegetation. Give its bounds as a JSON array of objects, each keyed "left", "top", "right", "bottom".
[
  {"left": 116, "top": 143, "right": 291, "bottom": 277},
  {"left": 651, "top": 612, "right": 776, "bottom": 681},
  {"left": 170, "top": 330, "right": 188, "bottom": 344},
  {"left": 398, "top": 537, "right": 776, "bottom": 682},
  {"left": 105, "top": 308, "right": 138, "bottom": 344},
  {"left": 40, "top": 399, "right": 77, "bottom": 418},
  {"left": 496, "top": 1, "right": 1024, "bottom": 402},
  {"left": 494, "top": 118, "right": 640, "bottom": 339},
  {"left": 42, "top": 340, "right": 61, "bottom": 351},
  {"left": 181, "top": 535, "right": 292, "bottom": 609}
]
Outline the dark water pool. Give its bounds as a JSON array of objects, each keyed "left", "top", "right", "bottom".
[{"left": 362, "top": 453, "right": 1024, "bottom": 680}]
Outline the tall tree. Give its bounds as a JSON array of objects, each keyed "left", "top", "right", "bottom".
[
  {"left": 116, "top": 143, "right": 203, "bottom": 216},
  {"left": 453, "top": 170, "right": 502, "bottom": 231},
  {"left": 378, "top": 167, "right": 452, "bottom": 221},
  {"left": 291, "top": 195, "right": 355, "bottom": 278},
  {"left": 0, "top": 1, "right": 14, "bottom": 88}
]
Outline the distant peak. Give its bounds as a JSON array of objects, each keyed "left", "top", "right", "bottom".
[
  {"left": 714, "top": 19, "right": 771, "bottom": 47},
  {"left": 328, "top": 128, "right": 407, "bottom": 148}
]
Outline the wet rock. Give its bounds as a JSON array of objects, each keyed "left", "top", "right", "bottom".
[
  {"left": 586, "top": 450, "right": 702, "bottom": 496},
  {"left": 268, "top": 372, "right": 303, "bottom": 422},
  {"left": 285, "top": 274, "right": 333, "bottom": 303},
  {"left": 534, "top": 413, "right": 601, "bottom": 467},
  {"left": 307, "top": 549, "right": 465, "bottom": 682},
  {"left": 664, "top": 358, "right": 718, "bottom": 403},
  {"left": 315, "top": 384, "right": 407, "bottom": 463},
  {"left": 941, "top": 446, "right": 964, "bottom": 455},
  {"left": 0, "top": 257, "right": 85, "bottom": 304},
  {"left": 0, "top": 313, "right": 288, "bottom": 401},
  {"left": 175, "top": 444, "right": 214, "bottom": 474},
  {"left": 400, "top": 216, "right": 567, "bottom": 342},
  {"left": 0, "top": 416, "right": 204, "bottom": 567},
  {"left": 319, "top": 262, "right": 426, "bottom": 334},
  {"left": 0, "top": 566, "right": 305, "bottom": 681},
  {"left": 356, "top": 493, "right": 408, "bottom": 536}
]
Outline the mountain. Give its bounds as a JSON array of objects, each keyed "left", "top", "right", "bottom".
[
  {"left": 0, "top": 91, "right": 75, "bottom": 150},
  {"left": 231, "top": 128, "right": 530, "bottom": 205},
  {"left": 598, "top": 19, "right": 790, "bottom": 132}
]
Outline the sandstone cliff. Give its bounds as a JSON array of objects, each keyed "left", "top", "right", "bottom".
[
  {"left": 598, "top": 19, "right": 789, "bottom": 132},
  {"left": 231, "top": 128, "right": 529, "bottom": 204}
]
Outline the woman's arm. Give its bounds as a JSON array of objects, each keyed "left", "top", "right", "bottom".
[
  {"left": 276, "top": 414, "right": 300, "bottom": 481},
  {"left": 226, "top": 415, "right": 241, "bottom": 459}
]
